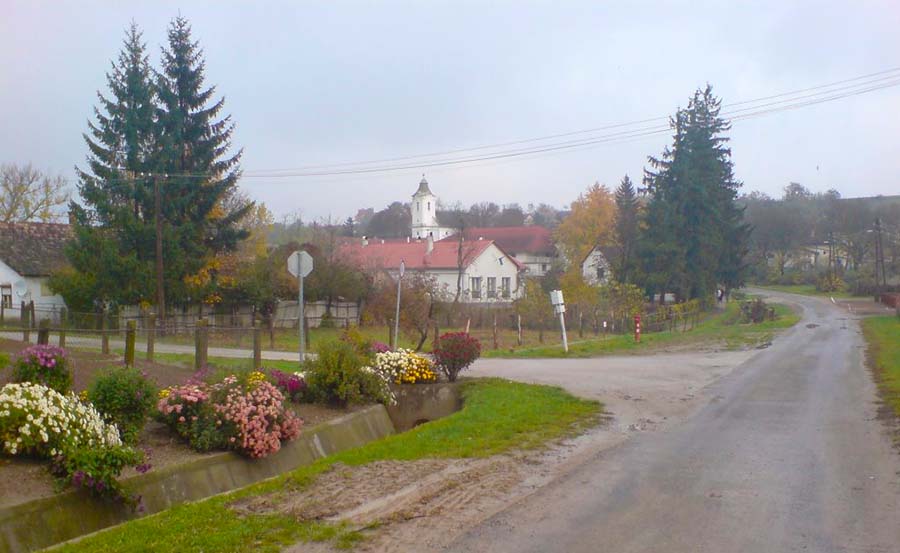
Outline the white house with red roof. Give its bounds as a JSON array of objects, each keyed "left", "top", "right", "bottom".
[{"left": 340, "top": 235, "right": 524, "bottom": 302}]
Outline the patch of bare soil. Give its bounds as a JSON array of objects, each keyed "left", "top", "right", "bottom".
[{"left": 233, "top": 456, "right": 533, "bottom": 553}]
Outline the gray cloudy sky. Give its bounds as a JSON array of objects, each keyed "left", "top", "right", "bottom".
[{"left": 2, "top": 1, "right": 899, "bottom": 221}]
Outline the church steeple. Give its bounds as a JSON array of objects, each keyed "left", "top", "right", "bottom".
[{"left": 411, "top": 174, "right": 440, "bottom": 239}]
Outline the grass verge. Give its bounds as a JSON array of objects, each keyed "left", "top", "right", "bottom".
[
  {"left": 484, "top": 301, "right": 800, "bottom": 358},
  {"left": 54, "top": 379, "right": 601, "bottom": 553},
  {"left": 861, "top": 316, "right": 900, "bottom": 420}
]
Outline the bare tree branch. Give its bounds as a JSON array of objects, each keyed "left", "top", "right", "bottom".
[{"left": 0, "top": 163, "right": 69, "bottom": 223}]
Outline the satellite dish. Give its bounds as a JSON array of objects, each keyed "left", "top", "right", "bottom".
[{"left": 13, "top": 280, "right": 28, "bottom": 298}]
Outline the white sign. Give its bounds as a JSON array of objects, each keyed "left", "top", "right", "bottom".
[
  {"left": 550, "top": 289, "right": 565, "bottom": 306},
  {"left": 287, "top": 251, "right": 314, "bottom": 278},
  {"left": 399, "top": 260, "right": 405, "bottom": 278}
]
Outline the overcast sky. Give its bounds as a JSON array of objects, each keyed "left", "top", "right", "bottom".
[{"left": 2, "top": 1, "right": 899, "bottom": 222}]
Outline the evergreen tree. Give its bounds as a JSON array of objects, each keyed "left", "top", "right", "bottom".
[
  {"left": 613, "top": 175, "right": 639, "bottom": 283},
  {"left": 639, "top": 85, "right": 748, "bottom": 301},
  {"left": 154, "top": 16, "right": 250, "bottom": 305},
  {"left": 63, "top": 22, "right": 157, "bottom": 307}
]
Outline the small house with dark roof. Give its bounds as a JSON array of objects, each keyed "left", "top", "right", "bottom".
[
  {"left": 0, "top": 222, "right": 71, "bottom": 312},
  {"left": 581, "top": 244, "right": 616, "bottom": 286}
]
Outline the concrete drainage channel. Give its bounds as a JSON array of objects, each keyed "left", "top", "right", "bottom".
[{"left": 0, "top": 382, "right": 461, "bottom": 553}]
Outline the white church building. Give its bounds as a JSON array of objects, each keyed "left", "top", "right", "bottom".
[{"left": 410, "top": 176, "right": 455, "bottom": 240}]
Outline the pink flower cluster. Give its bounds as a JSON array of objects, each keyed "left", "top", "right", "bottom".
[
  {"left": 156, "top": 385, "right": 209, "bottom": 416},
  {"left": 19, "top": 345, "right": 66, "bottom": 369},
  {"left": 214, "top": 381, "right": 301, "bottom": 458}
]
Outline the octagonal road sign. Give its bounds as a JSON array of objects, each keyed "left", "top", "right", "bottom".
[{"left": 287, "top": 250, "right": 314, "bottom": 278}]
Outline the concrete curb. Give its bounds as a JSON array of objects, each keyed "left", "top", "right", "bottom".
[{"left": 0, "top": 405, "right": 395, "bottom": 553}]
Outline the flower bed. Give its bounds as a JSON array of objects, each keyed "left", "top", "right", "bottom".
[
  {"left": 157, "top": 373, "right": 302, "bottom": 458},
  {"left": 371, "top": 349, "right": 438, "bottom": 384},
  {"left": 12, "top": 344, "right": 71, "bottom": 393},
  {"left": 0, "top": 382, "right": 144, "bottom": 503}
]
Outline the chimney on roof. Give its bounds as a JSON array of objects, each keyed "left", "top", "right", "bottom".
[
  {"left": 381, "top": 239, "right": 385, "bottom": 244},
  {"left": 426, "top": 233, "right": 434, "bottom": 255},
  {"left": 361, "top": 236, "right": 368, "bottom": 246},
  {"left": 478, "top": 236, "right": 483, "bottom": 241}
]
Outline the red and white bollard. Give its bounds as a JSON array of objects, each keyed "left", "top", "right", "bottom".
[{"left": 634, "top": 314, "right": 641, "bottom": 343}]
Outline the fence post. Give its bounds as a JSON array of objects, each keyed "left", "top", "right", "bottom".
[
  {"left": 303, "top": 316, "right": 310, "bottom": 353},
  {"left": 101, "top": 311, "right": 110, "bottom": 355},
  {"left": 22, "top": 301, "right": 30, "bottom": 342},
  {"left": 147, "top": 314, "right": 156, "bottom": 362},
  {"left": 37, "top": 319, "right": 50, "bottom": 345},
  {"left": 253, "top": 320, "right": 262, "bottom": 370},
  {"left": 1, "top": 300, "right": 4, "bottom": 323},
  {"left": 388, "top": 318, "right": 394, "bottom": 349},
  {"left": 125, "top": 320, "right": 136, "bottom": 367},
  {"left": 195, "top": 318, "right": 208, "bottom": 370},
  {"left": 433, "top": 322, "right": 441, "bottom": 349},
  {"left": 492, "top": 313, "right": 499, "bottom": 350},
  {"left": 517, "top": 314, "right": 523, "bottom": 346},
  {"left": 30, "top": 301, "right": 36, "bottom": 329},
  {"left": 58, "top": 307, "right": 67, "bottom": 347}
]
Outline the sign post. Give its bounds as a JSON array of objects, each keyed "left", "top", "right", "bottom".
[
  {"left": 549, "top": 289, "right": 568, "bottom": 353},
  {"left": 288, "top": 251, "right": 314, "bottom": 362},
  {"left": 393, "top": 261, "right": 405, "bottom": 350}
]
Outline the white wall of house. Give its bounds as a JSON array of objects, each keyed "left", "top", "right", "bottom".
[
  {"left": 0, "top": 258, "right": 66, "bottom": 316},
  {"left": 515, "top": 252, "right": 555, "bottom": 277},
  {"left": 582, "top": 247, "right": 611, "bottom": 286},
  {"left": 385, "top": 243, "right": 523, "bottom": 303}
]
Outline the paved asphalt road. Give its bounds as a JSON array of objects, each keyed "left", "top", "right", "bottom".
[{"left": 448, "top": 291, "right": 900, "bottom": 553}]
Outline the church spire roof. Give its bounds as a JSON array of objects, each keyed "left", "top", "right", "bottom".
[{"left": 414, "top": 174, "right": 433, "bottom": 196}]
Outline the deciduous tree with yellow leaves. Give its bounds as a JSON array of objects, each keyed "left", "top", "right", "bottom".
[{"left": 555, "top": 182, "right": 617, "bottom": 265}]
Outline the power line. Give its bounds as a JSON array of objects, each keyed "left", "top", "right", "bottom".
[
  {"left": 244, "top": 66, "right": 900, "bottom": 175},
  {"left": 67, "top": 66, "right": 900, "bottom": 187}
]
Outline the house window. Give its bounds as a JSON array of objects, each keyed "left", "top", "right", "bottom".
[
  {"left": 501, "top": 277, "right": 511, "bottom": 299},
  {"left": 470, "top": 277, "right": 482, "bottom": 299},
  {"left": 427, "top": 201, "right": 431, "bottom": 212},
  {"left": 417, "top": 202, "right": 420, "bottom": 212},
  {"left": 541, "top": 263, "right": 549, "bottom": 273},
  {"left": 486, "top": 277, "right": 497, "bottom": 298},
  {"left": 596, "top": 267, "right": 605, "bottom": 281},
  {"left": 0, "top": 285, "right": 11, "bottom": 308}
]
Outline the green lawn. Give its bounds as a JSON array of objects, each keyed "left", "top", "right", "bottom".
[
  {"left": 484, "top": 301, "right": 800, "bottom": 358},
  {"left": 55, "top": 379, "right": 601, "bottom": 553},
  {"left": 754, "top": 284, "right": 855, "bottom": 299},
  {"left": 861, "top": 316, "right": 900, "bottom": 419}
]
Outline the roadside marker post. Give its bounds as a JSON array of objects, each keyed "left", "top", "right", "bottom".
[
  {"left": 550, "top": 289, "right": 568, "bottom": 353},
  {"left": 634, "top": 314, "right": 641, "bottom": 343},
  {"left": 288, "top": 251, "right": 314, "bottom": 362}
]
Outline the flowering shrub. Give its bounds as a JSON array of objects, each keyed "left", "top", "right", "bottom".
[
  {"left": 306, "top": 341, "right": 394, "bottom": 406},
  {"left": 0, "top": 382, "right": 144, "bottom": 504},
  {"left": 371, "top": 341, "right": 391, "bottom": 354},
  {"left": 432, "top": 332, "right": 482, "bottom": 382},
  {"left": 247, "top": 371, "right": 267, "bottom": 389},
  {"left": 156, "top": 376, "right": 302, "bottom": 458},
  {"left": 213, "top": 377, "right": 302, "bottom": 458},
  {"left": 269, "top": 369, "right": 306, "bottom": 402},
  {"left": 372, "top": 349, "right": 438, "bottom": 384},
  {"left": 88, "top": 368, "right": 157, "bottom": 444},
  {"left": 13, "top": 345, "right": 71, "bottom": 393}
]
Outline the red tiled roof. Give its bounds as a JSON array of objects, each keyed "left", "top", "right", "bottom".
[
  {"left": 339, "top": 238, "right": 524, "bottom": 271},
  {"left": 441, "top": 226, "right": 556, "bottom": 256}
]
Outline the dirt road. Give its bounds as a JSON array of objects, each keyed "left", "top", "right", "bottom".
[{"left": 446, "top": 291, "right": 900, "bottom": 552}]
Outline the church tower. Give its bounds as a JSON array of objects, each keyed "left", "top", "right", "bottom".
[{"left": 411, "top": 175, "right": 441, "bottom": 239}]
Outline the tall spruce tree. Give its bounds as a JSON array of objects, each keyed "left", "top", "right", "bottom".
[
  {"left": 154, "top": 16, "right": 250, "bottom": 309},
  {"left": 639, "top": 85, "right": 748, "bottom": 301},
  {"left": 613, "top": 175, "right": 639, "bottom": 283},
  {"left": 64, "top": 22, "right": 157, "bottom": 308}
]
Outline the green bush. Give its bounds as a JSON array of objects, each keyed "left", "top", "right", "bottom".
[
  {"left": 12, "top": 345, "right": 71, "bottom": 393},
  {"left": 88, "top": 368, "right": 157, "bottom": 444},
  {"left": 305, "top": 341, "right": 392, "bottom": 407}
]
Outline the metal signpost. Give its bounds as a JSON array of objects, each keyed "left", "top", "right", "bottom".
[
  {"left": 549, "top": 289, "right": 568, "bottom": 353},
  {"left": 393, "top": 260, "right": 405, "bottom": 350},
  {"left": 288, "top": 251, "right": 314, "bottom": 361}
]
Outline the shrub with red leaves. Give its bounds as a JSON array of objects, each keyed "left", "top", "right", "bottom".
[{"left": 432, "top": 332, "right": 481, "bottom": 382}]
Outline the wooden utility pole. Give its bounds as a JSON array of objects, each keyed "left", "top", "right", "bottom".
[{"left": 154, "top": 174, "right": 166, "bottom": 327}]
